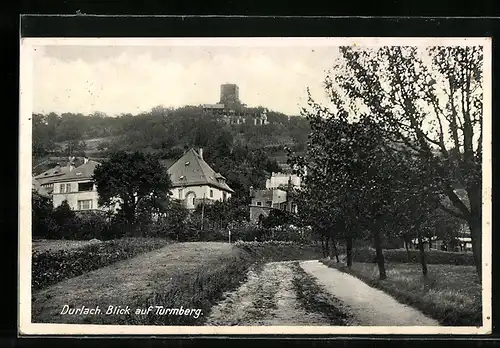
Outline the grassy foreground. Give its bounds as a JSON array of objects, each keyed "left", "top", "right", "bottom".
[
  {"left": 32, "top": 241, "right": 324, "bottom": 325},
  {"left": 321, "top": 260, "right": 482, "bottom": 326}
]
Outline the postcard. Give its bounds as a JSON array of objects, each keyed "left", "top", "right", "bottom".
[{"left": 19, "top": 36, "right": 492, "bottom": 335}]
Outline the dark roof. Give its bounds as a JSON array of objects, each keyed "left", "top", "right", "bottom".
[
  {"left": 49, "top": 160, "right": 101, "bottom": 183},
  {"left": 167, "top": 148, "right": 234, "bottom": 193},
  {"left": 34, "top": 165, "right": 72, "bottom": 185}
]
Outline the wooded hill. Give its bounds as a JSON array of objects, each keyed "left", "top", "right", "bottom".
[{"left": 32, "top": 105, "right": 311, "bottom": 198}]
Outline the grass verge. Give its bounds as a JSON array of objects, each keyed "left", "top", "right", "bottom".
[{"left": 321, "top": 260, "right": 482, "bottom": 326}]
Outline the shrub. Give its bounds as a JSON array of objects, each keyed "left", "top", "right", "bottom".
[
  {"left": 32, "top": 191, "right": 57, "bottom": 239},
  {"left": 72, "top": 211, "right": 111, "bottom": 240},
  {"left": 32, "top": 237, "right": 170, "bottom": 290},
  {"left": 350, "top": 247, "right": 475, "bottom": 266},
  {"left": 267, "top": 225, "right": 313, "bottom": 243}
]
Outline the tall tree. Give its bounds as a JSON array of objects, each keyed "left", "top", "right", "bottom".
[
  {"left": 325, "top": 45, "right": 484, "bottom": 279},
  {"left": 93, "top": 151, "right": 173, "bottom": 226}
]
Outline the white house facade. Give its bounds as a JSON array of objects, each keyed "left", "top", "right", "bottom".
[{"left": 166, "top": 148, "right": 234, "bottom": 209}]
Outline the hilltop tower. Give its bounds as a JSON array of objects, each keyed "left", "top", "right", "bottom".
[{"left": 219, "top": 84, "right": 241, "bottom": 109}]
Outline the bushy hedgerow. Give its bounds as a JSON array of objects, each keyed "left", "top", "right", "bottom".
[
  {"left": 32, "top": 238, "right": 170, "bottom": 290},
  {"left": 351, "top": 247, "right": 475, "bottom": 266},
  {"left": 201, "top": 222, "right": 313, "bottom": 243},
  {"left": 234, "top": 240, "right": 324, "bottom": 262}
]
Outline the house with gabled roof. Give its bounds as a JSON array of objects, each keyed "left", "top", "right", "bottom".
[
  {"left": 34, "top": 160, "right": 76, "bottom": 196},
  {"left": 166, "top": 148, "right": 234, "bottom": 209},
  {"left": 50, "top": 157, "right": 105, "bottom": 212}
]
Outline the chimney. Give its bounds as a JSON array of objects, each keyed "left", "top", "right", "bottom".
[
  {"left": 199, "top": 148, "right": 203, "bottom": 159},
  {"left": 68, "top": 156, "right": 75, "bottom": 171}
]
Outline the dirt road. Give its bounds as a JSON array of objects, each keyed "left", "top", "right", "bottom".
[
  {"left": 206, "top": 260, "right": 440, "bottom": 326},
  {"left": 301, "top": 260, "right": 440, "bottom": 326}
]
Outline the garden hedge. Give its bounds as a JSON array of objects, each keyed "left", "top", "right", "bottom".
[{"left": 32, "top": 238, "right": 170, "bottom": 290}]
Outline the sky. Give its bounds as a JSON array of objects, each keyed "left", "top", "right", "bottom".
[{"left": 32, "top": 44, "right": 341, "bottom": 116}]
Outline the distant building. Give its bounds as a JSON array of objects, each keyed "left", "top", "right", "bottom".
[
  {"left": 249, "top": 172, "right": 301, "bottom": 225},
  {"left": 202, "top": 83, "right": 269, "bottom": 126},
  {"left": 219, "top": 83, "right": 240, "bottom": 109},
  {"left": 166, "top": 148, "right": 234, "bottom": 210},
  {"left": 266, "top": 172, "right": 301, "bottom": 189}
]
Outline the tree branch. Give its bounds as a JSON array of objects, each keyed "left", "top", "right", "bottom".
[
  {"left": 438, "top": 202, "right": 467, "bottom": 220},
  {"left": 443, "top": 184, "right": 471, "bottom": 218}
]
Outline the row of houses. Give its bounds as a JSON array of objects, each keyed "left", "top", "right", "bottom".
[
  {"left": 32, "top": 146, "right": 471, "bottom": 251},
  {"left": 33, "top": 146, "right": 304, "bottom": 225},
  {"left": 32, "top": 148, "right": 235, "bottom": 213}
]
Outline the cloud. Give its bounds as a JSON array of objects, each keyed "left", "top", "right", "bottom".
[{"left": 32, "top": 45, "right": 337, "bottom": 116}]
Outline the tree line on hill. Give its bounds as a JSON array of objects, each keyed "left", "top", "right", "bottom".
[{"left": 32, "top": 105, "right": 310, "bottom": 159}]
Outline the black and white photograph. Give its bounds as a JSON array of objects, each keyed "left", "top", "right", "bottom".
[{"left": 19, "top": 37, "right": 492, "bottom": 335}]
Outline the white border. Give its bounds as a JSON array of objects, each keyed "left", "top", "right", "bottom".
[{"left": 19, "top": 37, "right": 492, "bottom": 336}]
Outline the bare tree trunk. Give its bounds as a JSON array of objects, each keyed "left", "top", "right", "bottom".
[
  {"left": 325, "top": 236, "right": 330, "bottom": 258},
  {"left": 321, "top": 233, "right": 327, "bottom": 258},
  {"left": 331, "top": 238, "right": 340, "bottom": 263},
  {"left": 346, "top": 235, "right": 353, "bottom": 267},
  {"left": 373, "top": 228, "right": 387, "bottom": 280},
  {"left": 468, "top": 216, "right": 482, "bottom": 281},
  {"left": 405, "top": 239, "right": 411, "bottom": 262},
  {"left": 417, "top": 231, "right": 428, "bottom": 277},
  {"left": 465, "top": 186, "right": 482, "bottom": 280}
]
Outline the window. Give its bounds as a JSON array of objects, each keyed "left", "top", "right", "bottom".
[
  {"left": 192, "top": 198, "right": 196, "bottom": 206},
  {"left": 266, "top": 201, "right": 272, "bottom": 207},
  {"left": 210, "top": 189, "right": 213, "bottom": 198},
  {"left": 78, "top": 182, "right": 93, "bottom": 192},
  {"left": 77, "top": 199, "right": 93, "bottom": 210},
  {"left": 222, "top": 192, "right": 227, "bottom": 201},
  {"left": 60, "top": 183, "right": 71, "bottom": 193},
  {"left": 256, "top": 201, "right": 262, "bottom": 206},
  {"left": 178, "top": 189, "right": 182, "bottom": 199}
]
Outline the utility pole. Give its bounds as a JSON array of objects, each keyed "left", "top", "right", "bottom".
[{"left": 200, "top": 193, "right": 206, "bottom": 231}]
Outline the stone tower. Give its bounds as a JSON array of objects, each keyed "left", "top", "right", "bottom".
[{"left": 219, "top": 84, "right": 240, "bottom": 109}]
